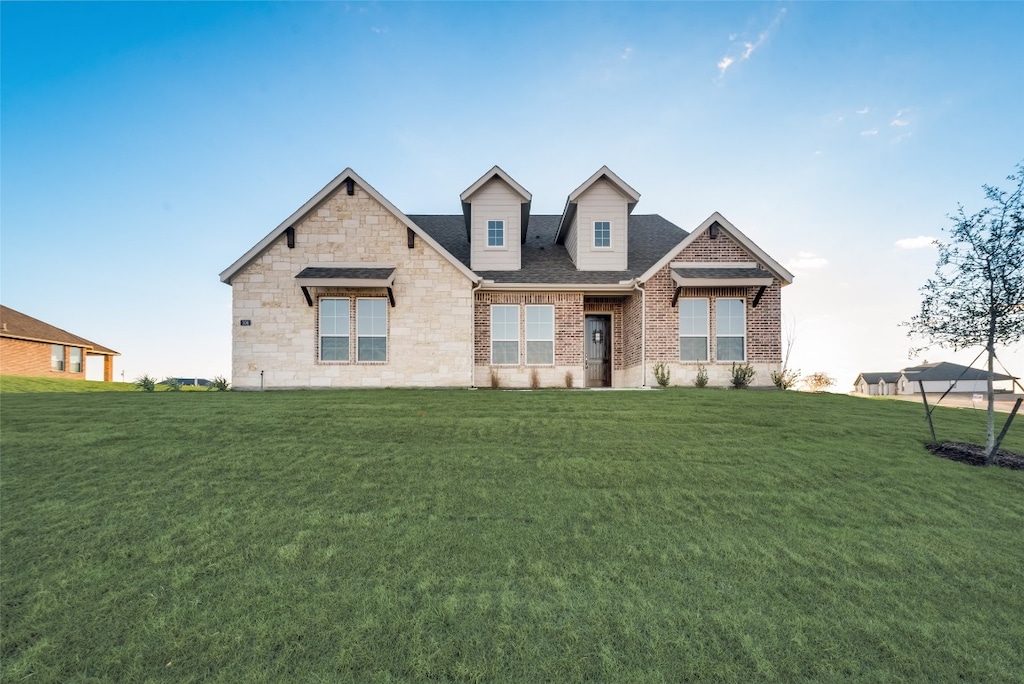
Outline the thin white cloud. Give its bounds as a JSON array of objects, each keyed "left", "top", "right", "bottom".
[
  {"left": 856, "top": 107, "right": 870, "bottom": 115},
  {"left": 860, "top": 128, "right": 878, "bottom": 137},
  {"left": 621, "top": 47, "right": 633, "bottom": 60},
  {"left": 895, "top": 236, "right": 936, "bottom": 249},
  {"left": 717, "top": 8, "right": 786, "bottom": 77},
  {"left": 890, "top": 118, "right": 909, "bottom": 127},
  {"left": 787, "top": 252, "right": 829, "bottom": 270}
]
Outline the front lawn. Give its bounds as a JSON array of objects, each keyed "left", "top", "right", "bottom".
[{"left": 1, "top": 388, "right": 1022, "bottom": 682}]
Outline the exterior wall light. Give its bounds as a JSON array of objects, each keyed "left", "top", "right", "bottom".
[{"left": 592, "top": 329, "right": 603, "bottom": 344}]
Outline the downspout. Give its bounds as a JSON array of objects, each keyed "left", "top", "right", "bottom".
[
  {"left": 633, "top": 279, "right": 646, "bottom": 387},
  {"left": 470, "top": 278, "right": 483, "bottom": 387}
]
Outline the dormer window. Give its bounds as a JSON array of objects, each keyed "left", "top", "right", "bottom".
[
  {"left": 487, "top": 220, "right": 505, "bottom": 248},
  {"left": 594, "top": 221, "right": 611, "bottom": 248}
]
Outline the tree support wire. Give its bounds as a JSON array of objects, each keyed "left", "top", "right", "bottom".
[{"left": 988, "top": 398, "right": 1022, "bottom": 462}]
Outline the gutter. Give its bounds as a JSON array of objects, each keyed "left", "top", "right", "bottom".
[
  {"left": 633, "top": 279, "right": 646, "bottom": 387},
  {"left": 470, "top": 279, "right": 483, "bottom": 387},
  {"left": 478, "top": 280, "right": 636, "bottom": 293}
]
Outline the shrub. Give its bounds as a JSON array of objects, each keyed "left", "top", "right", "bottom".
[
  {"left": 652, "top": 362, "right": 671, "bottom": 388},
  {"left": 489, "top": 368, "right": 501, "bottom": 389},
  {"left": 804, "top": 372, "right": 836, "bottom": 393},
  {"left": 771, "top": 368, "right": 800, "bottom": 390},
  {"left": 162, "top": 377, "right": 181, "bottom": 391},
  {"left": 695, "top": 364, "right": 709, "bottom": 388},
  {"left": 730, "top": 363, "right": 756, "bottom": 389},
  {"left": 134, "top": 375, "right": 156, "bottom": 392},
  {"left": 209, "top": 376, "right": 231, "bottom": 391},
  {"left": 564, "top": 371, "right": 574, "bottom": 389},
  {"left": 529, "top": 369, "right": 540, "bottom": 390}
]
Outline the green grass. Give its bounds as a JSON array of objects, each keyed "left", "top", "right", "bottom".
[
  {"left": 2, "top": 387, "right": 1022, "bottom": 682},
  {"left": 0, "top": 375, "right": 137, "bottom": 393}
]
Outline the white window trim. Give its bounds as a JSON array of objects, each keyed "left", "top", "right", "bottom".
[
  {"left": 51, "top": 344, "right": 65, "bottom": 372},
  {"left": 593, "top": 220, "right": 612, "bottom": 249},
  {"left": 525, "top": 304, "right": 555, "bottom": 366},
  {"left": 715, "top": 298, "right": 746, "bottom": 362},
  {"left": 69, "top": 347, "right": 83, "bottom": 373},
  {"left": 678, "top": 297, "right": 709, "bottom": 362},
  {"left": 356, "top": 298, "right": 388, "bottom": 363},
  {"left": 318, "top": 297, "right": 351, "bottom": 363},
  {"left": 490, "top": 304, "right": 520, "bottom": 365},
  {"left": 486, "top": 219, "right": 506, "bottom": 249}
]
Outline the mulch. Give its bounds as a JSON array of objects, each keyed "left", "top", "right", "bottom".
[{"left": 926, "top": 442, "right": 1024, "bottom": 470}]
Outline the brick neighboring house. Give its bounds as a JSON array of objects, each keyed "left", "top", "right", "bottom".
[
  {"left": 0, "top": 305, "right": 119, "bottom": 381},
  {"left": 220, "top": 166, "right": 793, "bottom": 390}
]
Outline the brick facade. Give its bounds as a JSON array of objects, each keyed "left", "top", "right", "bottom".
[
  {"left": 0, "top": 338, "right": 86, "bottom": 379},
  {"left": 641, "top": 231, "right": 782, "bottom": 387}
]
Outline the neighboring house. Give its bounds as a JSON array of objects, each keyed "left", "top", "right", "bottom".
[
  {"left": 220, "top": 166, "right": 794, "bottom": 390},
  {"left": 854, "top": 372, "right": 903, "bottom": 396},
  {"left": 854, "top": 361, "right": 1016, "bottom": 396},
  {"left": 0, "top": 305, "right": 119, "bottom": 381}
]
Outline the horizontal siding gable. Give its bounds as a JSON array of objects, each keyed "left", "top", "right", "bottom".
[
  {"left": 469, "top": 178, "right": 522, "bottom": 271},
  {"left": 574, "top": 178, "right": 628, "bottom": 271}
]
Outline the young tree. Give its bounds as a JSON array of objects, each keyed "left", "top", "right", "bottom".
[{"left": 906, "top": 161, "right": 1024, "bottom": 462}]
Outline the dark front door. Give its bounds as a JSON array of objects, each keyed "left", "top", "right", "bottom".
[{"left": 585, "top": 315, "right": 611, "bottom": 387}]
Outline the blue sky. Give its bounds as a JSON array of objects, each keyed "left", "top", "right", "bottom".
[{"left": 2, "top": 1, "right": 1022, "bottom": 388}]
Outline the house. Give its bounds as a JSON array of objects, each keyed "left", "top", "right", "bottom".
[
  {"left": 0, "top": 305, "right": 119, "bottom": 381},
  {"left": 219, "top": 166, "right": 793, "bottom": 390},
  {"left": 853, "top": 372, "right": 903, "bottom": 396},
  {"left": 853, "top": 361, "right": 1016, "bottom": 396}
]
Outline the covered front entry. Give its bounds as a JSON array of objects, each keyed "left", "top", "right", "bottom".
[{"left": 585, "top": 315, "right": 611, "bottom": 387}]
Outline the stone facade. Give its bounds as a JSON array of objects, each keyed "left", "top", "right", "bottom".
[{"left": 230, "top": 185, "right": 474, "bottom": 389}]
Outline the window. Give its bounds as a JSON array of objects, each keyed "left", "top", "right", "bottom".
[
  {"left": 487, "top": 220, "right": 505, "bottom": 247},
  {"left": 716, "top": 298, "right": 746, "bottom": 361},
  {"left": 51, "top": 344, "right": 65, "bottom": 371},
  {"left": 678, "top": 299, "right": 709, "bottom": 361},
  {"left": 69, "top": 347, "right": 83, "bottom": 373},
  {"left": 491, "top": 305, "right": 519, "bottom": 364},
  {"left": 357, "top": 299, "right": 387, "bottom": 362},
  {"left": 525, "top": 305, "right": 554, "bottom": 365},
  {"left": 594, "top": 221, "right": 611, "bottom": 248},
  {"left": 319, "top": 298, "right": 350, "bottom": 361}
]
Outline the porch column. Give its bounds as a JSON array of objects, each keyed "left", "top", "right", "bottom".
[{"left": 104, "top": 355, "right": 114, "bottom": 382}]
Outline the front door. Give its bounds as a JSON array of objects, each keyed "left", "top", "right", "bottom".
[{"left": 585, "top": 315, "right": 611, "bottom": 387}]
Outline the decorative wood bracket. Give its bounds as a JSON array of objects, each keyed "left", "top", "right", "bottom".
[
  {"left": 671, "top": 286, "right": 682, "bottom": 308},
  {"left": 301, "top": 286, "right": 313, "bottom": 307},
  {"left": 752, "top": 285, "right": 767, "bottom": 308},
  {"left": 387, "top": 287, "right": 395, "bottom": 308}
]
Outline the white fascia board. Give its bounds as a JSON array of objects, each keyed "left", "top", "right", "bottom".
[
  {"left": 220, "top": 168, "right": 480, "bottom": 285},
  {"left": 459, "top": 165, "right": 532, "bottom": 202},
  {"left": 639, "top": 212, "right": 794, "bottom": 286},
  {"left": 567, "top": 165, "right": 641, "bottom": 204},
  {"left": 670, "top": 274, "right": 775, "bottom": 288},
  {"left": 478, "top": 280, "right": 636, "bottom": 293},
  {"left": 296, "top": 277, "right": 395, "bottom": 288},
  {"left": 670, "top": 261, "right": 758, "bottom": 269}
]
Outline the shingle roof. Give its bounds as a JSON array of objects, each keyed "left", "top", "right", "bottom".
[
  {"left": 408, "top": 214, "right": 687, "bottom": 285},
  {"left": 0, "top": 305, "right": 118, "bottom": 355},
  {"left": 295, "top": 267, "right": 396, "bottom": 280},
  {"left": 858, "top": 372, "right": 903, "bottom": 385},
  {"left": 903, "top": 362, "right": 1015, "bottom": 382},
  {"left": 672, "top": 267, "right": 772, "bottom": 280}
]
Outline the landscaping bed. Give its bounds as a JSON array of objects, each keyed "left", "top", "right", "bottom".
[{"left": 927, "top": 441, "right": 1024, "bottom": 470}]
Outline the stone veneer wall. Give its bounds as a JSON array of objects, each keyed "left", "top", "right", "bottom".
[
  {"left": 642, "top": 231, "right": 783, "bottom": 387},
  {"left": 230, "top": 184, "right": 474, "bottom": 389}
]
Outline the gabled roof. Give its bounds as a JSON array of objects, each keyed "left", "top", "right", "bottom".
[
  {"left": 555, "top": 166, "right": 640, "bottom": 245},
  {"left": 639, "top": 213, "right": 794, "bottom": 286},
  {"left": 219, "top": 168, "right": 478, "bottom": 285},
  {"left": 459, "top": 165, "right": 532, "bottom": 203},
  {"left": 0, "top": 305, "right": 118, "bottom": 356},
  {"left": 856, "top": 372, "right": 903, "bottom": 385},
  {"left": 902, "top": 362, "right": 1015, "bottom": 382}
]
